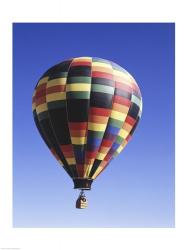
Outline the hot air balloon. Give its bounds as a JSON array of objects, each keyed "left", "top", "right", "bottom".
[{"left": 32, "top": 57, "right": 142, "bottom": 209}]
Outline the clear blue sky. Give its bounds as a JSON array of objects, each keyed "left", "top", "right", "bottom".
[{"left": 13, "top": 23, "right": 175, "bottom": 227}]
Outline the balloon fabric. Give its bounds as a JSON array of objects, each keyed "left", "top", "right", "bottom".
[{"left": 32, "top": 57, "right": 142, "bottom": 193}]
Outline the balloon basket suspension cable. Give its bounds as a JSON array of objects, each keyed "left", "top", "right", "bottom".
[{"left": 76, "top": 190, "right": 88, "bottom": 209}]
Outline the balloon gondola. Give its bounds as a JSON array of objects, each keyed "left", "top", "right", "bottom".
[{"left": 32, "top": 57, "right": 142, "bottom": 208}]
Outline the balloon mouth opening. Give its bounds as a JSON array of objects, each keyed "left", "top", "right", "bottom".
[{"left": 73, "top": 178, "right": 93, "bottom": 190}]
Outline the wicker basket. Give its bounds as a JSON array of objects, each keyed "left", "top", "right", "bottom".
[{"left": 76, "top": 195, "right": 88, "bottom": 209}]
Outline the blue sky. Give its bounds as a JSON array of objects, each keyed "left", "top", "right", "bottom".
[{"left": 13, "top": 23, "right": 175, "bottom": 227}]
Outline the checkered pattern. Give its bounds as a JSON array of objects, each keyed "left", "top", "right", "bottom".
[{"left": 32, "top": 57, "right": 142, "bottom": 182}]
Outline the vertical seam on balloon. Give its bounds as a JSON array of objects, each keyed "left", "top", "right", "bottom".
[
  {"left": 108, "top": 64, "right": 134, "bottom": 155},
  {"left": 89, "top": 59, "right": 116, "bottom": 179},
  {"left": 83, "top": 57, "right": 93, "bottom": 178},
  {"left": 35, "top": 76, "right": 67, "bottom": 169},
  {"left": 33, "top": 80, "right": 50, "bottom": 147},
  {"left": 45, "top": 75, "right": 71, "bottom": 175},
  {"left": 45, "top": 62, "right": 75, "bottom": 177},
  {"left": 125, "top": 83, "right": 143, "bottom": 138},
  {"left": 92, "top": 64, "right": 135, "bottom": 179},
  {"left": 32, "top": 88, "right": 51, "bottom": 149},
  {"left": 35, "top": 77, "right": 57, "bottom": 151},
  {"left": 65, "top": 58, "right": 80, "bottom": 178},
  {"left": 112, "top": 78, "right": 140, "bottom": 152}
]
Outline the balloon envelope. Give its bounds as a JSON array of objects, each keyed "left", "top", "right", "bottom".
[{"left": 32, "top": 57, "right": 142, "bottom": 189}]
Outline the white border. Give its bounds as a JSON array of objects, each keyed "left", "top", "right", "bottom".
[{"left": 0, "top": 0, "right": 186, "bottom": 249}]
